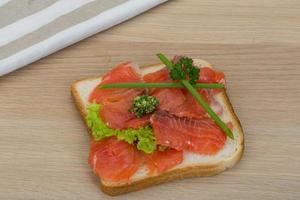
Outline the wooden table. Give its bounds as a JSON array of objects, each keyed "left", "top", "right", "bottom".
[{"left": 0, "top": 1, "right": 299, "bottom": 199}]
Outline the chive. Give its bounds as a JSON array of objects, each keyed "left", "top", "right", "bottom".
[
  {"left": 157, "top": 54, "right": 234, "bottom": 139},
  {"left": 157, "top": 53, "right": 173, "bottom": 70},
  {"left": 181, "top": 80, "right": 234, "bottom": 139},
  {"left": 99, "top": 82, "right": 224, "bottom": 89}
]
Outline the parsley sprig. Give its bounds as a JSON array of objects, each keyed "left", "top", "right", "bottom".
[{"left": 170, "top": 57, "right": 200, "bottom": 85}]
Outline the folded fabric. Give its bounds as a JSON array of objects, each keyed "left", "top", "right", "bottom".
[{"left": 0, "top": 0, "right": 167, "bottom": 76}]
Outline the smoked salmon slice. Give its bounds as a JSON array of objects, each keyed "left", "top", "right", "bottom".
[
  {"left": 89, "top": 62, "right": 145, "bottom": 129},
  {"left": 143, "top": 68, "right": 186, "bottom": 112},
  {"left": 151, "top": 110, "right": 227, "bottom": 155},
  {"left": 89, "top": 61, "right": 143, "bottom": 105},
  {"left": 172, "top": 89, "right": 211, "bottom": 119},
  {"left": 99, "top": 99, "right": 135, "bottom": 130},
  {"left": 124, "top": 115, "right": 151, "bottom": 129},
  {"left": 89, "top": 137, "right": 143, "bottom": 182},
  {"left": 198, "top": 67, "right": 225, "bottom": 94},
  {"left": 146, "top": 148, "right": 183, "bottom": 174},
  {"left": 199, "top": 67, "right": 225, "bottom": 85}
]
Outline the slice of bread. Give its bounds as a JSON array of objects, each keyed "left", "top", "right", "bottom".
[{"left": 71, "top": 59, "right": 244, "bottom": 196}]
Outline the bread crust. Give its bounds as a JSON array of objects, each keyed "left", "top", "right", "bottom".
[{"left": 71, "top": 62, "right": 244, "bottom": 196}]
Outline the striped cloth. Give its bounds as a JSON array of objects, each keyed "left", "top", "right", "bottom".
[{"left": 0, "top": 0, "right": 167, "bottom": 76}]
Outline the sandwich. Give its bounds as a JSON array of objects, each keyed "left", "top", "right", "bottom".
[{"left": 71, "top": 53, "right": 244, "bottom": 196}]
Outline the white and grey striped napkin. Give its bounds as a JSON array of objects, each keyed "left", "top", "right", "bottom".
[{"left": 0, "top": 0, "right": 167, "bottom": 76}]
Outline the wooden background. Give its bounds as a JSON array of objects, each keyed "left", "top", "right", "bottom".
[{"left": 0, "top": 0, "right": 299, "bottom": 199}]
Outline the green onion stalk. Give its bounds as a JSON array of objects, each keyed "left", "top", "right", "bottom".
[{"left": 98, "top": 82, "right": 224, "bottom": 89}]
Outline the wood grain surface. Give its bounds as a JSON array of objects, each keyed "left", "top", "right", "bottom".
[{"left": 0, "top": 0, "right": 299, "bottom": 199}]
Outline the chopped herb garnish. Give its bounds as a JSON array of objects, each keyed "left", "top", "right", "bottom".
[{"left": 130, "top": 95, "right": 159, "bottom": 118}]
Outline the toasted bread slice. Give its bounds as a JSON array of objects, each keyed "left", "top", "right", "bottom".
[{"left": 71, "top": 59, "right": 244, "bottom": 196}]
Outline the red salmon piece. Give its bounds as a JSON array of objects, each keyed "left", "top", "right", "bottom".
[
  {"left": 199, "top": 67, "right": 225, "bottom": 84},
  {"left": 174, "top": 89, "right": 223, "bottom": 118},
  {"left": 99, "top": 99, "right": 135, "bottom": 129},
  {"left": 151, "top": 111, "right": 226, "bottom": 155},
  {"left": 143, "top": 68, "right": 186, "bottom": 112},
  {"left": 89, "top": 137, "right": 143, "bottom": 182},
  {"left": 146, "top": 149, "right": 183, "bottom": 174},
  {"left": 124, "top": 115, "right": 151, "bottom": 129},
  {"left": 89, "top": 62, "right": 145, "bottom": 129},
  {"left": 90, "top": 88, "right": 142, "bottom": 105},
  {"left": 89, "top": 62, "right": 143, "bottom": 105},
  {"left": 143, "top": 68, "right": 169, "bottom": 83},
  {"left": 172, "top": 89, "right": 210, "bottom": 119},
  {"left": 153, "top": 88, "right": 186, "bottom": 112},
  {"left": 101, "top": 62, "right": 141, "bottom": 84},
  {"left": 198, "top": 67, "right": 226, "bottom": 94}
]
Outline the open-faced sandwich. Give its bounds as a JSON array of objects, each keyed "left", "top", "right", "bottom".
[{"left": 71, "top": 53, "right": 244, "bottom": 196}]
